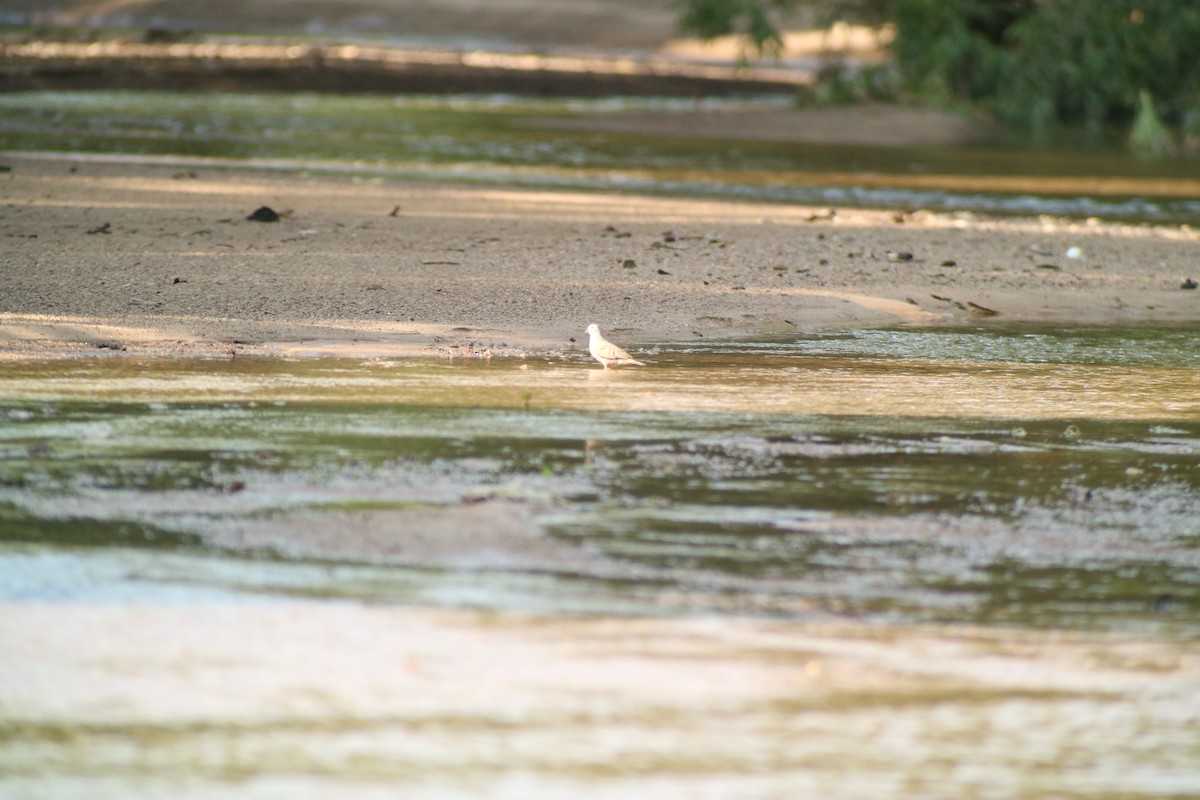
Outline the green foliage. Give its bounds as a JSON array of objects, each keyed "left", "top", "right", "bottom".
[
  {"left": 1129, "top": 91, "right": 1175, "bottom": 156},
  {"left": 811, "top": 62, "right": 900, "bottom": 105},
  {"left": 674, "top": 0, "right": 891, "bottom": 54},
  {"left": 675, "top": 0, "right": 799, "bottom": 55},
  {"left": 676, "top": 0, "right": 1200, "bottom": 146},
  {"left": 893, "top": 0, "right": 1200, "bottom": 141}
]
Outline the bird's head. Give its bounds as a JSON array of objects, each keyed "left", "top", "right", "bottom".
[{"left": 585, "top": 323, "right": 599, "bottom": 337}]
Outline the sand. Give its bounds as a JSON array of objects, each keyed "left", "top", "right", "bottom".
[{"left": 2, "top": 152, "right": 1198, "bottom": 360}]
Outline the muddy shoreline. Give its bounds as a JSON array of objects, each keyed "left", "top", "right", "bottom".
[{"left": 2, "top": 152, "right": 1198, "bottom": 360}]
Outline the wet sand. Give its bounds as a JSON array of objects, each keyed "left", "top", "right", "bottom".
[{"left": 2, "top": 153, "right": 1197, "bottom": 359}]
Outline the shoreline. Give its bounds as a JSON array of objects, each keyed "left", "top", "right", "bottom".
[
  {"left": 0, "top": 38, "right": 809, "bottom": 97},
  {"left": 2, "top": 152, "right": 1198, "bottom": 362}
]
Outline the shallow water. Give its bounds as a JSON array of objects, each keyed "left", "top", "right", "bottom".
[
  {"left": 3, "top": 325, "right": 1200, "bottom": 797},
  {"left": 2, "top": 325, "right": 1197, "bottom": 625},
  {"left": 5, "top": 91, "right": 1200, "bottom": 221}
]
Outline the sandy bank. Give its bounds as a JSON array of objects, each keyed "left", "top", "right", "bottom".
[{"left": 2, "top": 153, "right": 1197, "bottom": 359}]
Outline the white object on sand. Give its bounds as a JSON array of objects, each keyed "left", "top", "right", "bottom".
[{"left": 585, "top": 323, "right": 645, "bottom": 369}]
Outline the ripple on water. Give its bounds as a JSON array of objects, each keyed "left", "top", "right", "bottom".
[
  {"left": 3, "top": 326, "right": 1200, "bottom": 799},
  {"left": 1, "top": 325, "right": 1197, "bottom": 630}
]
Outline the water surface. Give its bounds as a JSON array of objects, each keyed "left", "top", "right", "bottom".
[
  {"left": 3, "top": 325, "right": 1199, "bottom": 799},
  {"left": 3, "top": 325, "right": 1197, "bottom": 627},
  {"left": 5, "top": 91, "right": 1200, "bottom": 221}
]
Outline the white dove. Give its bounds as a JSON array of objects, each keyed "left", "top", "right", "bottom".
[{"left": 585, "top": 323, "right": 645, "bottom": 369}]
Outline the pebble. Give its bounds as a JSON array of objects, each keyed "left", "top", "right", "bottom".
[{"left": 246, "top": 206, "right": 280, "bottom": 222}]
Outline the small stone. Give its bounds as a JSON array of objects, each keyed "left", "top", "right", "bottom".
[{"left": 246, "top": 206, "right": 280, "bottom": 222}]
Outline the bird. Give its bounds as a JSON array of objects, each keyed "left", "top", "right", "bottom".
[{"left": 585, "top": 323, "right": 645, "bottom": 369}]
